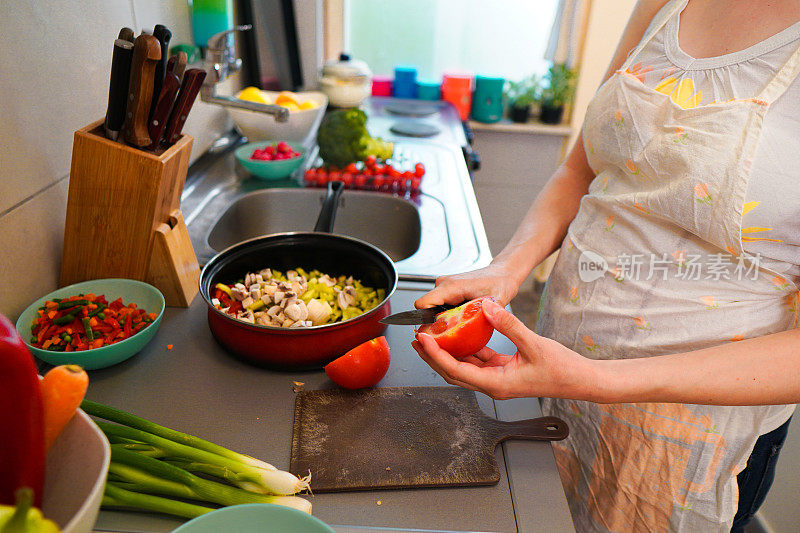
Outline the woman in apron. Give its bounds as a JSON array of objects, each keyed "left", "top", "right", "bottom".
[{"left": 413, "top": 0, "right": 800, "bottom": 530}]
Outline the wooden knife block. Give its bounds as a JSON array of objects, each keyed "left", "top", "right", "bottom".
[{"left": 60, "top": 119, "right": 200, "bottom": 307}]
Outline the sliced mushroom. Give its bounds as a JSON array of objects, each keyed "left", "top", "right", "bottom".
[
  {"left": 266, "top": 305, "right": 282, "bottom": 317},
  {"left": 284, "top": 300, "right": 309, "bottom": 322},
  {"left": 282, "top": 317, "right": 295, "bottom": 328},
  {"left": 238, "top": 310, "right": 255, "bottom": 324},
  {"left": 249, "top": 286, "right": 261, "bottom": 300},
  {"left": 307, "top": 299, "right": 332, "bottom": 326},
  {"left": 318, "top": 274, "right": 336, "bottom": 287},
  {"left": 255, "top": 274, "right": 264, "bottom": 284},
  {"left": 258, "top": 268, "right": 272, "bottom": 279},
  {"left": 338, "top": 286, "right": 357, "bottom": 309},
  {"left": 231, "top": 284, "right": 247, "bottom": 301},
  {"left": 241, "top": 296, "right": 254, "bottom": 309},
  {"left": 273, "top": 291, "right": 285, "bottom": 304}
]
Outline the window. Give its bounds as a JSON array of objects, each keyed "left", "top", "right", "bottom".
[{"left": 342, "top": 0, "right": 560, "bottom": 83}]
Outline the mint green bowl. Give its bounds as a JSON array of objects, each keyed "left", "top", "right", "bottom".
[
  {"left": 235, "top": 141, "right": 307, "bottom": 180},
  {"left": 172, "top": 504, "right": 334, "bottom": 533},
  {"left": 15, "top": 278, "right": 165, "bottom": 370}
]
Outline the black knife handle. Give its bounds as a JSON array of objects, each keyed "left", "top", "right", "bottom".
[
  {"left": 104, "top": 38, "right": 134, "bottom": 140},
  {"left": 118, "top": 27, "right": 134, "bottom": 43},
  {"left": 150, "top": 24, "right": 172, "bottom": 120}
]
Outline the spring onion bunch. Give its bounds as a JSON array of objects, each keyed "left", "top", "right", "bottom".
[{"left": 81, "top": 400, "right": 312, "bottom": 519}]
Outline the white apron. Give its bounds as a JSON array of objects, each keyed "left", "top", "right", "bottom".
[{"left": 536, "top": 2, "right": 800, "bottom": 531}]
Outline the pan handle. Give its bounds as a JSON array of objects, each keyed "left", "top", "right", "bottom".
[
  {"left": 314, "top": 180, "right": 345, "bottom": 233},
  {"left": 487, "top": 415, "right": 569, "bottom": 443}
]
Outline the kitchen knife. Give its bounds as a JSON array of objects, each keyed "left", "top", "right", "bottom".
[
  {"left": 122, "top": 33, "right": 161, "bottom": 147},
  {"left": 161, "top": 68, "right": 206, "bottom": 146},
  {"left": 167, "top": 50, "right": 188, "bottom": 82},
  {"left": 117, "top": 26, "right": 134, "bottom": 43},
  {"left": 380, "top": 303, "right": 458, "bottom": 325},
  {"left": 146, "top": 71, "right": 180, "bottom": 150},
  {"left": 103, "top": 38, "right": 134, "bottom": 141},
  {"left": 149, "top": 24, "right": 172, "bottom": 120}
]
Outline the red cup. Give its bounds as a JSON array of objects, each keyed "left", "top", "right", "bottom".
[{"left": 372, "top": 75, "right": 393, "bottom": 96}]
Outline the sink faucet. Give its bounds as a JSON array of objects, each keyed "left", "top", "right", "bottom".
[{"left": 200, "top": 25, "right": 290, "bottom": 122}]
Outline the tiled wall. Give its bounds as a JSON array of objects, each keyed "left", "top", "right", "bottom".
[{"left": 0, "top": 0, "right": 234, "bottom": 319}]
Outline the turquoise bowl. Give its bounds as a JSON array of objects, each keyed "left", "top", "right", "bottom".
[
  {"left": 235, "top": 141, "right": 307, "bottom": 180},
  {"left": 15, "top": 278, "right": 165, "bottom": 370},
  {"left": 172, "top": 504, "right": 334, "bottom": 533}
]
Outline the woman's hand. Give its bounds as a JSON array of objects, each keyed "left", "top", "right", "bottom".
[
  {"left": 412, "top": 299, "right": 595, "bottom": 401},
  {"left": 414, "top": 263, "right": 523, "bottom": 309}
]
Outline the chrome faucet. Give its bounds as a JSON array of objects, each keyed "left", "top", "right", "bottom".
[{"left": 200, "top": 25, "right": 290, "bottom": 122}]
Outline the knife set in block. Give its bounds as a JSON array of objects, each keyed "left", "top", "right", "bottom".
[{"left": 59, "top": 119, "right": 200, "bottom": 307}]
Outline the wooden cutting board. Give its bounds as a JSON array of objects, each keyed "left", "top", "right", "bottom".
[{"left": 289, "top": 386, "right": 568, "bottom": 492}]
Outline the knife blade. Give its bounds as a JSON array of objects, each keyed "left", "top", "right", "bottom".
[
  {"left": 162, "top": 68, "right": 206, "bottom": 146},
  {"left": 380, "top": 304, "right": 457, "bottom": 325},
  {"left": 149, "top": 24, "right": 172, "bottom": 120},
  {"left": 146, "top": 71, "right": 180, "bottom": 150},
  {"left": 122, "top": 33, "right": 161, "bottom": 147},
  {"left": 103, "top": 38, "right": 134, "bottom": 141}
]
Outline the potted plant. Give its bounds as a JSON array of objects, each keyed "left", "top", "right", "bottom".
[
  {"left": 539, "top": 63, "right": 577, "bottom": 124},
  {"left": 504, "top": 76, "right": 539, "bottom": 123}
]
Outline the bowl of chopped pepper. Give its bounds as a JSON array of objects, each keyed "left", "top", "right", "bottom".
[{"left": 15, "top": 278, "right": 165, "bottom": 370}]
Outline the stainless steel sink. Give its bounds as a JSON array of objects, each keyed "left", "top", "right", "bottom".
[
  {"left": 207, "top": 188, "right": 422, "bottom": 262},
  {"left": 181, "top": 136, "right": 491, "bottom": 281}
]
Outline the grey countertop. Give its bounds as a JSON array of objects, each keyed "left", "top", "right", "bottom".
[{"left": 87, "top": 286, "right": 574, "bottom": 533}]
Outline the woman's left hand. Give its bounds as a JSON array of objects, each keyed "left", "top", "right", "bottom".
[{"left": 412, "top": 299, "right": 596, "bottom": 401}]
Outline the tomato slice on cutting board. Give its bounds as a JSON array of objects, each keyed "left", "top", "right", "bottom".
[
  {"left": 415, "top": 297, "right": 495, "bottom": 359},
  {"left": 324, "top": 336, "right": 391, "bottom": 389}
]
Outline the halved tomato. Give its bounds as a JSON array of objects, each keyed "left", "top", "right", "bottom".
[
  {"left": 324, "top": 336, "right": 391, "bottom": 389},
  {"left": 415, "top": 297, "right": 495, "bottom": 359}
]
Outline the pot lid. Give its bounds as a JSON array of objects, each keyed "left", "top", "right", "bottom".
[{"left": 322, "top": 53, "right": 372, "bottom": 80}]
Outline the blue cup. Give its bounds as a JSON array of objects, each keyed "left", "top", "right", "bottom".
[{"left": 393, "top": 65, "right": 418, "bottom": 99}]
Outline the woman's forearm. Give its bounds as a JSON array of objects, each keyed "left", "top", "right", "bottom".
[{"left": 592, "top": 328, "right": 800, "bottom": 405}]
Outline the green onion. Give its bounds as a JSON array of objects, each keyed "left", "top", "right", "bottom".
[
  {"left": 108, "top": 448, "right": 311, "bottom": 514},
  {"left": 82, "top": 400, "right": 278, "bottom": 472},
  {"left": 103, "top": 482, "right": 215, "bottom": 519}
]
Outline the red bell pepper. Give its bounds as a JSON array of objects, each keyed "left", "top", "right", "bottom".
[{"left": 0, "top": 312, "right": 45, "bottom": 508}]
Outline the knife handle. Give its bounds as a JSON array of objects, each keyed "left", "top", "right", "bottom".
[
  {"left": 104, "top": 38, "right": 134, "bottom": 141},
  {"left": 150, "top": 24, "right": 172, "bottom": 120},
  {"left": 147, "top": 72, "right": 181, "bottom": 150},
  {"left": 167, "top": 51, "right": 188, "bottom": 83},
  {"left": 162, "top": 68, "right": 206, "bottom": 146},
  {"left": 118, "top": 26, "right": 134, "bottom": 43},
  {"left": 123, "top": 34, "right": 161, "bottom": 147}
]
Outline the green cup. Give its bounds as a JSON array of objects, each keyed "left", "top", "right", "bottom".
[{"left": 470, "top": 75, "right": 505, "bottom": 123}]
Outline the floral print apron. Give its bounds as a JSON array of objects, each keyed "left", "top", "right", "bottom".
[{"left": 536, "top": 2, "right": 800, "bottom": 530}]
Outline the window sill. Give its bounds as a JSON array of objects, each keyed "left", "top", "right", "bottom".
[{"left": 468, "top": 119, "right": 572, "bottom": 137}]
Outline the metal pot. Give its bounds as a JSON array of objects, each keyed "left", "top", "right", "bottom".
[
  {"left": 199, "top": 182, "right": 397, "bottom": 369},
  {"left": 319, "top": 53, "right": 372, "bottom": 108}
]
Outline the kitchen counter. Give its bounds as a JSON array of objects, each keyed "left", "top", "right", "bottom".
[{"left": 88, "top": 286, "right": 574, "bottom": 533}]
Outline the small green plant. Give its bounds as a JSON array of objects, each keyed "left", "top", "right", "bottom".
[
  {"left": 540, "top": 63, "right": 577, "bottom": 108},
  {"left": 504, "top": 75, "right": 540, "bottom": 109}
]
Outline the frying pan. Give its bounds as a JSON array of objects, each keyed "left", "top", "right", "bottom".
[{"left": 199, "top": 181, "right": 397, "bottom": 370}]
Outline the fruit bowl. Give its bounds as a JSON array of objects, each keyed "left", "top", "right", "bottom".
[
  {"left": 228, "top": 90, "right": 328, "bottom": 144},
  {"left": 15, "top": 278, "right": 165, "bottom": 370},
  {"left": 42, "top": 408, "right": 110, "bottom": 533},
  {"left": 234, "top": 141, "right": 307, "bottom": 181}
]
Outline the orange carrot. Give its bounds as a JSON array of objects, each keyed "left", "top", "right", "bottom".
[{"left": 40, "top": 365, "right": 89, "bottom": 451}]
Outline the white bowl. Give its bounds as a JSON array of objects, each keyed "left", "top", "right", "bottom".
[
  {"left": 228, "top": 91, "right": 328, "bottom": 144},
  {"left": 41, "top": 408, "right": 110, "bottom": 533}
]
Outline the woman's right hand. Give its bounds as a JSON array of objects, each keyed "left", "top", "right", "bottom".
[{"left": 414, "top": 262, "right": 522, "bottom": 309}]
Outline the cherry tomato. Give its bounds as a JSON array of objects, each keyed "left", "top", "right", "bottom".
[
  {"left": 304, "top": 169, "right": 317, "bottom": 184},
  {"left": 387, "top": 165, "right": 401, "bottom": 179},
  {"left": 355, "top": 173, "right": 367, "bottom": 188},
  {"left": 373, "top": 164, "right": 386, "bottom": 175},
  {"left": 345, "top": 163, "right": 359, "bottom": 174},
  {"left": 373, "top": 175, "right": 385, "bottom": 189},
  {"left": 328, "top": 170, "right": 342, "bottom": 182},
  {"left": 415, "top": 297, "right": 495, "bottom": 359},
  {"left": 414, "top": 163, "right": 426, "bottom": 177},
  {"left": 324, "top": 336, "right": 391, "bottom": 389},
  {"left": 341, "top": 172, "right": 354, "bottom": 187},
  {"left": 365, "top": 155, "right": 377, "bottom": 167}
]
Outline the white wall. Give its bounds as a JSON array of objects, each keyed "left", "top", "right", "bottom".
[{"left": 0, "top": 0, "right": 234, "bottom": 319}]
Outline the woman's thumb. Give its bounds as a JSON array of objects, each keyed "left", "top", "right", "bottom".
[{"left": 482, "top": 300, "right": 531, "bottom": 347}]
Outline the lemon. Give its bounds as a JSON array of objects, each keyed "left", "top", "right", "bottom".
[
  {"left": 275, "top": 91, "right": 299, "bottom": 107},
  {"left": 298, "top": 100, "right": 317, "bottom": 110},
  {"left": 236, "top": 86, "right": 271, "bottom": 104}
]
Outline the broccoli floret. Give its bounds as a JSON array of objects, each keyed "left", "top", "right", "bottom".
[{"left": 316, "top": 109, "right": 393, "bottom": 168}]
